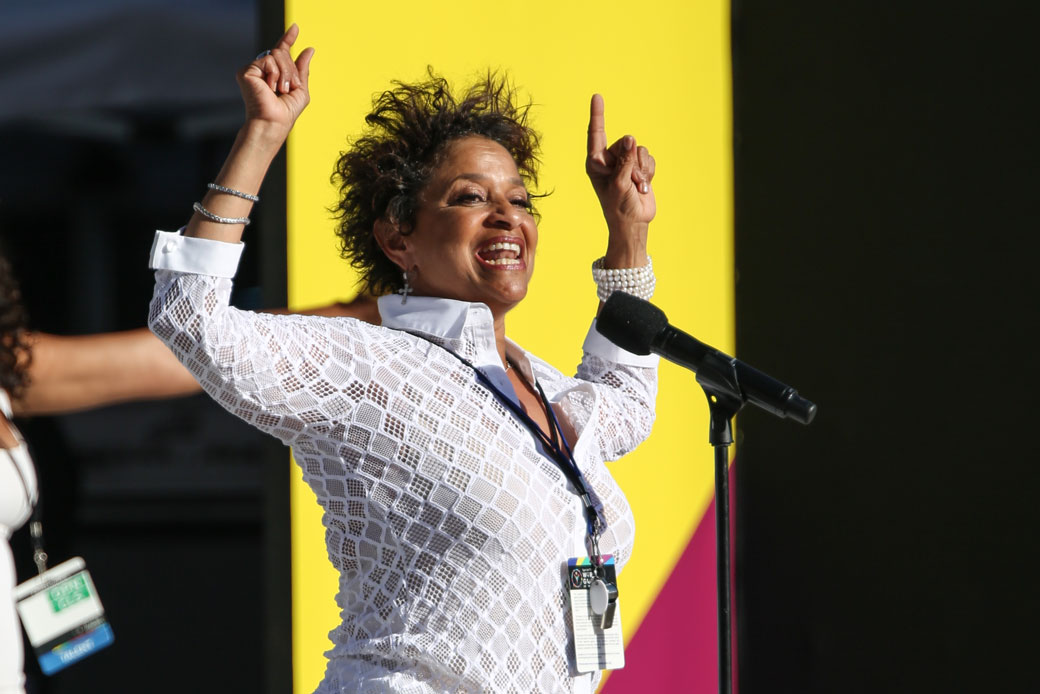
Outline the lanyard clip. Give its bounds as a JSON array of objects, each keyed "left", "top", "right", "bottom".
[
  {"left": 582, "top": 493, "right": 605, "bottom": 567},
  {"left": 588, "top": 530, "right": 603, "bottom": 567},
  {"left": 30, "top": 520, "right": 48, "bottom": 576}
]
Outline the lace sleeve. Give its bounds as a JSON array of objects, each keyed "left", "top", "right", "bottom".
[
  {"left": 574, "top": 353, "right": 658, "bottom": 461},
  {"left": 148, "top": 270, "right": 384, "bottom": 445}
]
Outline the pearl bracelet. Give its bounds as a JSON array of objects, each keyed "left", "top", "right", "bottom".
[
  {"left": 591, "top": 256, "right": 655, "bottom": 302},
  {"left": 193, "top": 201, "right": 251, "bottom": 226}
]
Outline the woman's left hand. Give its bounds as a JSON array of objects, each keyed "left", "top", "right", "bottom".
[{"left": 586, "top": 94, "right": 655, "bottom": 267}]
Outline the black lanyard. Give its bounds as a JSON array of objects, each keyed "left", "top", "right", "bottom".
[
  {"left": 445, "top": 350, "right": 606, "bottom": 562},
  {"left": 3, "top": 443, "right": 49, "bottom": 576}
]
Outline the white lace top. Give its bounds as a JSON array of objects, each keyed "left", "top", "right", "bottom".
[{"left": 148, "top": 231, "right": 658, "bottom": 693}]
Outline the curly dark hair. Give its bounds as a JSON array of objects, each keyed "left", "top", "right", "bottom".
[
  {"left": 0, "top": 253, "right": 31, "bottom": 401},
  {"left": 331, "top": 69, "right": 542, "bottom": 296}
]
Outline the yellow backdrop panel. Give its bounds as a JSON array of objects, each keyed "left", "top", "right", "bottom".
[{"left": 285, "top": 1, "right": 730, "bottom": 690}]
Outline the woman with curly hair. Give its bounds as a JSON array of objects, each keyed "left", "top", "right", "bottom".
[{"left": 148, "top": 24, "right": 658, "bottom": 693}]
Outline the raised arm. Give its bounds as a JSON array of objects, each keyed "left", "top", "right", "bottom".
[
  {"left": 13, "top": 329, "right": 199, "bottom": 416},
  {"left": 585, "top": 94, "right": 656, "bottom": 273},
  {"left": 576, "top": 94, "right": 659, "bottom": 452},
  {"left": 12, "top": 297, "right": 379, "bottom": 417},
  {"left": 185, "top": 23, "right": 314, "bottom": 244}
]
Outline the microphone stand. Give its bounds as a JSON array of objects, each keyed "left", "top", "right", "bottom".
[
  {"left": 695, "top": 350, "right": 747, "bottom": 694},
  {"left": 592, "top": 291, "right": 817, "bottom": 692}
]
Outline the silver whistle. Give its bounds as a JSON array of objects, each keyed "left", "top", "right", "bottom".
[{"left": 589, "top": 578, "right": 618, "bottom": 630}]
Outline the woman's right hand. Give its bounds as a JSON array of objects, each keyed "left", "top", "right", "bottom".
[{"left": 236, "top": 23, "right": 314, "bottom": 144}]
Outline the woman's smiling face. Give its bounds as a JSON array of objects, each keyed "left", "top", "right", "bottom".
[{"left": 388, "top": 135, "right": 537, "bottom": 316}]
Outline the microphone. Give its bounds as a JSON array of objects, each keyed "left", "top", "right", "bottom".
[{"left": 596, "top": 292, "right": 817, "bottom": 425}]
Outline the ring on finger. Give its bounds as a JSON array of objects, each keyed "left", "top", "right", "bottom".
[{"left": 255, "top": 49, "right": 272, "bottom": 60}]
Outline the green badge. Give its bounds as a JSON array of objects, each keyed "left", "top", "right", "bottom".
[{"left": 47, "top": 574, "right": 90, "bottom": 612}]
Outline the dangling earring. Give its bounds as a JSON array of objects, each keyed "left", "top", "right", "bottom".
[{"left": 398, "top": 268, "right": 412, "bottom": 304}]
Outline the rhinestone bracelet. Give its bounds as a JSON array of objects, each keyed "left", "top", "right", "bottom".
[
  {"left": 207, "top": 182, "right": 260, "bottom": 203},
  {"left": 591, "top": 255, "right": 655, "bottom": 302},
  {"left": 193, "top": 201, "right": 251, "bottom": 226}
]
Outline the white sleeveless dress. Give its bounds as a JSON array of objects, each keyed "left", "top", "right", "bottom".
[{"left": 0, "top": 389, "right": 36, "bottom": 694}]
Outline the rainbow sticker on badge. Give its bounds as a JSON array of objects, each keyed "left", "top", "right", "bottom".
[{"left": 14, "top": 556, "right": 114, "bottom": 674}]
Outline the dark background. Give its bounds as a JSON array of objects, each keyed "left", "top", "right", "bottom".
[
  {"left": 1, "top": 2, "right": 291, "bottom": 692},
  {"left": 2, "top": 1, "right": 1036, "bottom": 693},
  {"left": 733, "top": 2, "right": 1037, "bottom": 692}
]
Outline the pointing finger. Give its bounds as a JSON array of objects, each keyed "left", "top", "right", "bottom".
[
  {"left": 271, "top": 25, "right": 299, "bottom": 92},
  {"left": 276, "top": 23, "right": 300, "bottom": 51},
  {"left": 587, "top": 94, "right": 607, "bottom": 157}
]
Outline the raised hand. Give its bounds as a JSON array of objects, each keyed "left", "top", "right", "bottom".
[
  {"left": 236, "top": 23, "right": 315, "bottom": 142},
  {"left": 182, "top": 24, "right": 314, "bottom": 243},
  {"left": 585, "top": 94, "right": 656, "bottom": 265}
]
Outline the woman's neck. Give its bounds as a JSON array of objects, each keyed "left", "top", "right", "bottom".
[{"left": 493, "top": 314, "right": 509, "bottom": 370}]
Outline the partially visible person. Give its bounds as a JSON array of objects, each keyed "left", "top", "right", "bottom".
[
  {"left": 13, "top": 296, "right": 379, "bottom": 416},
  {"left": 0, "top": 249, "right": 376, "bottom": 693},
  {"left": 1, "top": 253, "right": 34, "bottom": 694}
]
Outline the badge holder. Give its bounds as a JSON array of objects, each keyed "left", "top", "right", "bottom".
[
  {"left": 566, "top": 554, "right": 624, "bottom": 673},
  {"left": 14, "top": 512, "right": 114, "bottom": 674}
]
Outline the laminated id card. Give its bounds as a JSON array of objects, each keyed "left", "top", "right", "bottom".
[
  {"left": 14, "top": 556, "right": 114, "bottom": 674},
  {"left": 566, "top": 555, "right": 624, "bottom": 672}
]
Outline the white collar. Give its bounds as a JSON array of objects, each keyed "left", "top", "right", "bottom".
[
  {"left": 377, "top": 295, "right": 494, "bottom": 340},
  {"left": 376, "top": 295, "right": 531, "bottom": 401}
]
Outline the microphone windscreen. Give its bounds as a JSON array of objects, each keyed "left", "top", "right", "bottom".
[{"left": 596, "top": 292, "right": 669, "bottom": 355}]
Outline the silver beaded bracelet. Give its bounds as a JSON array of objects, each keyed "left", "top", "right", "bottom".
[
  {"left": 207, "top": 182, "right": 260, "bottom": 202},
  {"left": 193, "top": 201, "right": 251, "bottom": 226},
  {"left": 591, "top": 255, "right": 656, "bottom": 302}
]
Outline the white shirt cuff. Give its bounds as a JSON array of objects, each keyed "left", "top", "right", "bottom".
[
  {"left": 148, "top": 230, "right": 244, "bottom": 279},
  {"left": 584, "top": 319, "right": 660, "bottom": 368}
]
